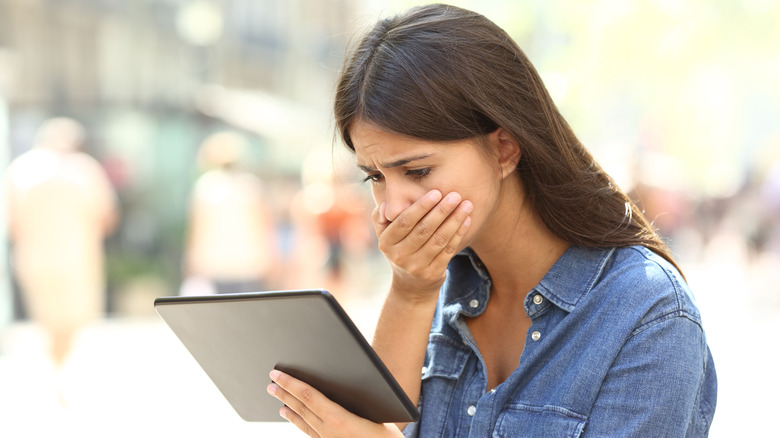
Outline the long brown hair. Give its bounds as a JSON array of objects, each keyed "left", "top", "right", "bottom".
[{"left": 334, "top": 4, "right": 683, "bottom": 275}]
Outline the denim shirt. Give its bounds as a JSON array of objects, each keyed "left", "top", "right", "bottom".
[{"left": 403, "top": 245, "right": 717, "bottom": 437}]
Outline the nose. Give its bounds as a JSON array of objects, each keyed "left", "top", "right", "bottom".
[{"left": 382, "top": 181, "right": 416, "bottom": 223}]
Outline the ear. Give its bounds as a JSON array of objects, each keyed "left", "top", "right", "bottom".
[{"left": 489, "top": 127, "right": 521, "bottom": 179}]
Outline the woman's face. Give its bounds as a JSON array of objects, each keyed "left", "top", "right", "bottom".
[{"left": 351, "top": 120, "right": 505, "bottom": 247}]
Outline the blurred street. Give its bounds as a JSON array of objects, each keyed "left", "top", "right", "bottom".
[
  {"left": 0, "top": 289, "right": 386, "bottom": 438},
  {"left": 0, "top": 257, "right": 778, "bottom": 437}
]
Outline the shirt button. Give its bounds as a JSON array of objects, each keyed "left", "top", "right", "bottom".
[
  {"left": 533, "top": 294, "right": 543, "bottom": 305},
  {"left": 467, "top": 405, "right": 477, "bottom": 416},
  {"left": 469, "top": 299, "right": 479, "bottom": 308},
  {"left": 531, "top": 331, "right": 541, "bottom": 341},
  {"left": 421, "top": 366, "right": 428, "bottom": 374}
]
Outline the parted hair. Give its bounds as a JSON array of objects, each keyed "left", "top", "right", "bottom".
[{"left": 334, "top": 4, "right": 682, "bottom": 274}]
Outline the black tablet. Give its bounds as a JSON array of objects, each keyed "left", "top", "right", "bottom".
[{"left": 154, "top": 289, "right": 419, "bottom": 423}]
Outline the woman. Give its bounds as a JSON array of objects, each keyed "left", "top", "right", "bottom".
[{"left": 267, "top": 4, "right": 717, "bottom": 437}]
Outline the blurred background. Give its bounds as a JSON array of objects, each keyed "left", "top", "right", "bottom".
[{"left": 0, "top": 0, "right": 778, "bottom": 436}]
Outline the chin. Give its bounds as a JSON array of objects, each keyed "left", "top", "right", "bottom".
[
  {"left": 457, "top": 234, "right": 476, "bottom": 254},
  {"left": 462, "top": 224, "right": 484, "bottom": 248}
]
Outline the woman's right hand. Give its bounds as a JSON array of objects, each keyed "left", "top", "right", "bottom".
[
  {"left": 372, "top": 189, "right": 473, "bottom": 300},
  {"left": 268, "top": 370, "right": 404, "bottom": 438}
]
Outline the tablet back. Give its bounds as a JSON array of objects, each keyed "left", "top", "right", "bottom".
[{"left": 154, "top": 290, "right": 419, "bottom": 423}]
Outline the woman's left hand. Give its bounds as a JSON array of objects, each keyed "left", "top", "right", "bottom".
[{"left": 266, "top": 370, "right": 405, "bottom": 438}]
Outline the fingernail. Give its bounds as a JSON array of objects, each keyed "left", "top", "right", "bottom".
[
  {"left": 267, "top": 383, "right": 277, "bottom": 395},
  {"left": 279, "top": 407, "right": 288, "bottom": 420},
  {"left": 444, "top": 192, "right": 461, "bottom": 205},
  {"left": 461, "top": 200, "right": 473, "bottom": 213},
  {"left": 427, "top": 190, "right": 442, "bottom": 201},
  {"left": 270, "top": 369, "right": 281, "bottom": 381},
  {"left": 463, "top": 216, "right": 472, "bottom": 227},
  {"left": 378, "top": 203, "right": 387, "bottom": 223}
]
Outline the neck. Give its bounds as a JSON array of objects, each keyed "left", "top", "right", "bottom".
[{"left": 469, "top": 181, "right": 569, "bottom": 298}]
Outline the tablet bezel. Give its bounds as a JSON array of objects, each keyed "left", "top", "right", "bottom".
[{"left": 154, "top": 289, "right": 419, "bottom": 423}]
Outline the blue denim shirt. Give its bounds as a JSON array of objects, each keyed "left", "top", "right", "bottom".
[{"left": 403, "top": 245, "right": 717, "bottom": 437}]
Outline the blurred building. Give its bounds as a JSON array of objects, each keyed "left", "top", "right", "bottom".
[
  {"left": 0, "top": 0, "right": 362, "bottom": 316},
  {"left": 0, "top": 0, "right": 352, "bottom": 108}
]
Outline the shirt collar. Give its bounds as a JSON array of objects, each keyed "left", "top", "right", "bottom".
[
  {"left": 441, "top": 246, "right": 615, "bottom": 317},
  {"left": 439, "top": 248, "right": 490, "bottom": 319},
  {"left": 533, "top": 246, "right": 615, "bottom": 313}
]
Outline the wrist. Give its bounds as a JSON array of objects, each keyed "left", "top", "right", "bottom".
[{"left": 387, "top": 281, "right": 441, "bottom": 307}]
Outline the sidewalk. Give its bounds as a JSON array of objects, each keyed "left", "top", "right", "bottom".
[
  {"left": 686, "top": 253, "right": 780, "bottom": 438},
  {"left": 0, "top": 318, "right": 301, "bottom": 437},
  {"left": 0, "top": 291, "right": 386, "bottom": 438}
]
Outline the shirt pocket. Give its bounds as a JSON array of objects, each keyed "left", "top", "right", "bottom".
[
  {"left": 493, "top": 404, "right": 587, "bottom": 438},
  {"left": 422, "top": 333, "right": 470, "bottom": 380},
  {"left": 411, "top": 334, "right": 470, "bottom": 437}
]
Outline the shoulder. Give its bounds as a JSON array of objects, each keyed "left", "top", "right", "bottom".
[
  {"left": 4, "top": 150, "right": 51, "bottom": 189},
  {"left": 6, "top": 150, "right": 41, "bottom": 173},
  {"left": 70, "top": 152, "right": 110, "bottom": 178},
  {"left": 192, "top": 169, "right": 225, "bottom": 191},
  {"left": 595, "top": 245, "right": 702, "bottom": 329}
]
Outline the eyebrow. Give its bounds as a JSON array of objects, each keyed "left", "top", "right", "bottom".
[{"left": 357, "top": 154, "right": 434, "bottom": 172}]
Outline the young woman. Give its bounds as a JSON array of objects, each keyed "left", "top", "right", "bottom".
[{"left": 267, "top": 4, "right": 717, "bottom": 437}]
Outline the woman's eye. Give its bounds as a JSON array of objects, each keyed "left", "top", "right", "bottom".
[
  {"left": 406, "top": 168, "right": 430, "bottom": 180},
  {"left": 362, "top": 173, "right": 384, "bottom": 184}
]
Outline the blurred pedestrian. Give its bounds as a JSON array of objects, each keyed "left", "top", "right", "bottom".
[
  {"left": 3, "top": 117, "right": 119, "bottom": 367},
  {"left": 182, "top": 131, "right": 278, "bottom": 295},
  {"left": 289, "top": 151, "right": 375, "bottom": 298}
]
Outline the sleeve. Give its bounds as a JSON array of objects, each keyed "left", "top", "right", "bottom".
[
  {"left": 401, "top": 423, "right": 419, "bottom": 438},
  {"left": 584, "top": 314, "right": 713, "bottom": 437}
]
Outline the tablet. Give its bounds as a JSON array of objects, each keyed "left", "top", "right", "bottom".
[{"left": 154, "top": 289, "right": 419, "bottom": 423}]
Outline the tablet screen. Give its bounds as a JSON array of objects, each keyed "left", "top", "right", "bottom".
[{"left": 154, "top": 290, "right": 419, "bottom": 423}]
